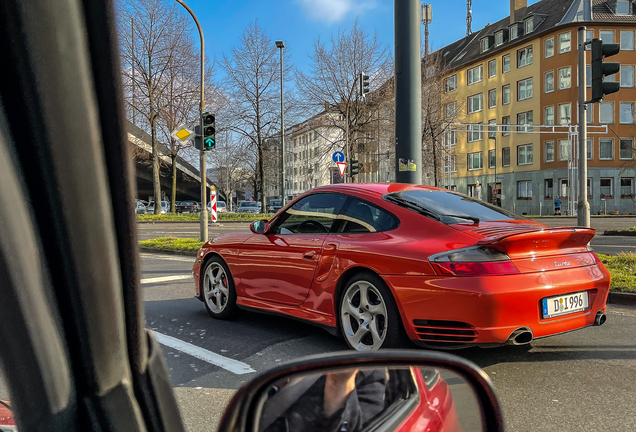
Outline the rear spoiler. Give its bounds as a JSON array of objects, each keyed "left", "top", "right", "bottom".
[{"left": 476, "top": 227, "right": 596, "bottom": 257}]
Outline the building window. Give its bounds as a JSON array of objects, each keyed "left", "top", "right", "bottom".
[
  {"left": 488, "top": 119, "right": 497, "bottom": 138},
  {"left": 445, "top": 101, "right": 457, "bottom": 119},
  {"left": 621, "top": 31, "right": 635, "bottom": 51},
  {"left": 524, "top": 18, "right": 534, "bottom": 34},
  {"left": 620, "top": 102, "right": 635, "bottom": 124},
  {"left": 467, "top": 93, "right": 483, "bottom": 114},
  {"left": 502, "top": 147, "right": 510, "bottom": 167},
  {"left": 559, "top": 32, "right": 571, "bottom": 53},
  {"left": 600, "top": 30, "right": 615, "bottom": 43},
  {"left": 558, "top": 67, "right": 571, "bottom": 89},
  {"left": 585, "top": 65, "right": 592, "bottom": 87},
  {"left": 450, "top": 156, "right": 457, "bottom": 172},
  {"left": 587, "top": 138, "right": 593, "bottom": 160},
  {"left": 489, "top": 149, "right": 496, "bottom": 168},
  {"left": 600, "top": 102, "right": 614, "bottom": 124},
  {"left": 468, "top": 124, "right": 482, "bottom": 142},
  {"left": 488, "top": 60, "right": 496, "bottom": 78},
  {"left": 600, "top": 178, "right": 613, "bottom": 198},
  {"left": 621, "top": 178, "right": 635, "bottom": 198},
  {"left": 617, "top": 1, "right": 631, "bottom": 15},
  {"left": 444, "top": 129, "right": 457, "bottom": 146},
  {"left": 517, "top": 111, "right": 533, "bottom": 132},
  {"left": 502, "top": 116, "right": 510, "bottom": 136},
  {"left": 467, "top": 65, "right": 483, "bottom": 85},
  {"left": 621, "top": 65, "right": 635, "bottom": 87},
  {"left": 502, "top": 54, "right": 511, "bottom": 73},
  {"left": 545, "top": 70, "right": 554, "bottom": 93},
  {"left": 600, "top": 138, "right": 614, "bottom": 160},
  {"left": 495, "top": 31, "right": 504, "bottom": 46},
  {"left": 545, "top": 37, "right": 554, "bottom": 58},
  {"left": 518, "top": 78, "right": 533, "bottom": 101},
  {"left": 558, "top": 103, "right": 571, "bottom": 124},
  {"left": 559, "top": 139, "right": 570, "bottom": 161},
  {"left": 518, "top": 144, "right": 533, "bottom": 165},
  {"left": 518, "top": 181, "right": 532, "bottom": 199},
  {"left": 560, "top": 179, "right": 570, "bottom": 198},
  {"left": 620, "top": 138, "right": 635, "bottom": 160},
  {"left": 480, "top": 38, "right": 490, "bottom": 52},
  {"left": 582, "top": 30, "right": 593, "bottom": 50},
  {"left": 545, "top": 106, "right": 555, "bottom": 125},
  {"left": 510, "top": 25, "right": 519, "bottom": 40},
  {"left": 518, "top": 46, "right": 533, "bottom": 68},
  {"left": 445, "top": 75, "right": 457, "bottom": 92},
  {"left": 545, "top": 141, "right": 555, "bottom": 162},
  {"left": 488, "top": 89, "right": 497, "bottom": 108},
  {"left": 468, "top": 152, "right": 483, "bottom": 170},
  {"left": 502, "top": 84, "right": 511, "bottom": 105},
  {"left": 545, "top": 179, "right": 554, "bottom": 198}
]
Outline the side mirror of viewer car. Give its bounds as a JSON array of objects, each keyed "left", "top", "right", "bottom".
[
  {"left": 250, "top": 220, "right": 270, "bottom": 234},
  {"left": 217, "top": 350, "right": 504, "bottom": 432}
]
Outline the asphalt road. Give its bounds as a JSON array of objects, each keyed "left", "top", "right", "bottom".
[
  {"left": 138, "top": 217, "right": 636, "bottom": 255},
  {"left": 140, "top": 253, "right": 636, "bottom": 432}
]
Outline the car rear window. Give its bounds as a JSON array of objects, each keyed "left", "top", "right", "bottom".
[
  {"left": 242, "top": 202, "right": 257, "bottom": 207},
  {"left": 385, "top": 189, "right": 523, "bottom": 223}
]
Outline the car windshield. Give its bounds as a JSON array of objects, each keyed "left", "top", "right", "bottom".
[
  {"left": 241, "top": 202, "right": 257, "bottom": 207},
  {"left": 385, "top": 190, "right": 523, "bottom": 224},
  {"left": 217, "top": 201, "right": 226, "bottom": 206}
]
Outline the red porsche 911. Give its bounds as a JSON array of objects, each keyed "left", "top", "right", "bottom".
[{"left": 192, "top": 183, "right": 610, "bottom": 351}]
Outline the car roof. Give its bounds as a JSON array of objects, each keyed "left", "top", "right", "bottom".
[{"left": 305, "top": 182, "right": 443, "bottom": 197}]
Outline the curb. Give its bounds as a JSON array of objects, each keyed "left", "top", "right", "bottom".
[
  {"left": 603, "top": 231, "right": 636, "bottom": 236},
  {"left": 139, "top": 247, "right": 198, "bottom": 257},
  {"left": 608, "top": 291, "right": 636, "bottom": 307}
]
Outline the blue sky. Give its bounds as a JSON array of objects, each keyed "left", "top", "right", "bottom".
[{"left": 185, "top": 0, "right": 540, "bottom": 77}]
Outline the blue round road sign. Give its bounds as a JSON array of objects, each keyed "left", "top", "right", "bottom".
[{"left": 332, "top": 151, "right": 345, "bottom": 163}]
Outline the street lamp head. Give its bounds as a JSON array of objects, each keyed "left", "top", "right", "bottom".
[{"left": 275, "top": 40, "right": 285, "bottom": 48}]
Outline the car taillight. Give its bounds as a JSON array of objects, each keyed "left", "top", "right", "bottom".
[{"left": 430, "top": 247, "right": 519, "bottom": 276}]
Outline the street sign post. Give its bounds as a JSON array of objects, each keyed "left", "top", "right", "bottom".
[
  {"left": 337, "top": 162, "right": 347, "bottom": 178},
  {"left": 210, "top": 187, "right": 217, "bottom": 223},
  {"left": 332, "top": 151, "right": 345, "bottom": 163},
  {"left": 171, "top": 125, "right": 195, "bottom": 144}
]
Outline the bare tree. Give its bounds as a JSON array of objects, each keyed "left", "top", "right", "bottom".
[
  {"left": 207, "top": 133, "right": 251, "bottom": 211},
  {"left": 118, "top": 0, "right": 197, "bottom": 213},
  {"left": 295, "top": 19, "right": 393, "bottom": 164},
  {"left": 221, "top": 21, "right": 292, "bottom": 213}
]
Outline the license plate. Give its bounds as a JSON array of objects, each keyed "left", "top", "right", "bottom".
[{"left": 542, "top": 291, "right": 589, "bottom": 319}]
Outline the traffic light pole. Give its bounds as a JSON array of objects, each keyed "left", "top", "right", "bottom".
[
  {"left": 394, "top": 0, "right": 422, "bottom": 184},
  {"left": 175, "top": 0, "right": 207, "bottom": 241},
  {"left": 577, "top": 26, "right": 590, "bottom": 227}
]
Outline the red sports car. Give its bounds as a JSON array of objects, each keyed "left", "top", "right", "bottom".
[{"left": 192, "top": 183, "right": 610, "bottom": 351}]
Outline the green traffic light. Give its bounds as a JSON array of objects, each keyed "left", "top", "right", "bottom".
[{"left": 205, "top": 138, "right": 215, "bottom": 147}]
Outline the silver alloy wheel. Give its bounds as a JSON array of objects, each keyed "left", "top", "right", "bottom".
[
  {"left": 203, "top": 262, "right": 230, "bottom": 314},
  {"left": 341, "top": 280, "right": 388, "bottom": 351}
]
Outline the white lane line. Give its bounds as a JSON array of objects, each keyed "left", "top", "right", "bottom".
[
  {"left": 140, "top": 253, "right": 196, "bottom": 263},
  {"left": 141, "top": 274, "right": 192, "bottom": 284},
  {"left": 152, "top": 331, "right": 256, "bottom": 375}
]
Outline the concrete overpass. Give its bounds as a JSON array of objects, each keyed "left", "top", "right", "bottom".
[{"left": 127, "top": 122, "right": 217, "bottom": 203}]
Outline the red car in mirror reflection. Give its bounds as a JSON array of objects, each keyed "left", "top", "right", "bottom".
[
  {"left": 193, "top": 183, "right": 610, "bottom": 351},
  {"left": 0, "top": 399, "right": 16, "bottom": 432}
]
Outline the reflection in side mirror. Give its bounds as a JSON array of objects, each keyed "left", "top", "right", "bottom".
[
  {"left": 256, "top": 366, "right": 483, "bottom": 432},
  {"left": 250, "top": 219, "right": 269, "bottom": 234}
]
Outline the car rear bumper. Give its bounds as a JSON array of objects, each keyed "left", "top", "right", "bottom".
[{"left": 383, "top": 264, "right": 610, "bottom": 347}]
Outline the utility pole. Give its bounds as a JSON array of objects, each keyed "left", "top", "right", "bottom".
[
  {"left": 395, "top": 0, "right": 422, "bottom": 184},
  {"left": 276, "top": 41, "right": 286, "bottom": 205},
  {"left": 175, "top": 0, "right": 207, "bottom": 241},
  {"left": 577, "top": 26, "right": 590, "bottom": 227}
]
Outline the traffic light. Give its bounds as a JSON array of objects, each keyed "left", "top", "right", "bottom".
[
  {"left": 349, "top": 158, "right": 359, "bottom": 177},
  {"left": 359, "top": 72, "right": 370, "bottom": 98},
  {"left": 591, "top": 38, "right": 620, "bottom": 103},
  {"left": 202, "top": 112, "right": 216, "bottom": 150},
  {"left": 194, "top": 125, "right": 202, "bottom": 150}
]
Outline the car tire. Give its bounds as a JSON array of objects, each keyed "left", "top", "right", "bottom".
[
  {"left": 201, "top": 256, "right": 237, "bottom": 320},
  {"left": 338, "top": 272, "right": 410, "bottom": 351}
]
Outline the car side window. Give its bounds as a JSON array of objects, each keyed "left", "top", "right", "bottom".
[
  {"left": 274, "top": 193, "right": 347, "bottom": 235},
  {"left": 336, "top": 198, "right": 399, "bottom": 233}
]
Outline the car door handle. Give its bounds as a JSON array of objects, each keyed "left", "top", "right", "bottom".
[{"left": 303, "top": 251, "right": 316, "bottom": 260}]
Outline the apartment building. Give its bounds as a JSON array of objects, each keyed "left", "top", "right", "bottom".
[{"left": 440, "top": 0, "right": 636, "bottom": 215}]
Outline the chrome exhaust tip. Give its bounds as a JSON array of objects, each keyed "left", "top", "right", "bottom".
[
  {"left": 506, "top": 327, "right": 533, "bottom": 345},
  {"left": 594, "top": 311, "right": 607, "bottom": 326}
]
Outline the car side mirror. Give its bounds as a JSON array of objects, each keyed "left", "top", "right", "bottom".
[
  {"left": 250, "top": 219, "right": 270, "bottom": 234},
  {"left": 217, "top": 350, "right": 503, "bottom": 432}
]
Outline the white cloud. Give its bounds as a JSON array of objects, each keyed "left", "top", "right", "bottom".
[{"left": 297, "top": 0, "right": 377, "bottom": 24}]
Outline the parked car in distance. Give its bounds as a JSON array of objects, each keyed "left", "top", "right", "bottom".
[
  {"left": 135, "top": 200, "right": 146, "bottom": 214},
  {"left": 176, "top": 201, "right": 199, "bottom": 214},
  {"left": 147, "top": 200, "right": 169, "bottom": 214},
  {"left": 207, "top": 200, "right": 227, "bottom": 213},
  {"left": 268, "top": 199, "right": 283, "bottom": 213},
  {"left": 237, "top": 200, "right": 261, "bottom": 213}
]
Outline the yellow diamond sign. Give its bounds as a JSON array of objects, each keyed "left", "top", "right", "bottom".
[{"left": 171, "top": 124, "right": 195, "bottom": 144}]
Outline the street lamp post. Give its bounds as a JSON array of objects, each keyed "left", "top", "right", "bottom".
[
  {"left": 489, "top": 134, "right": 498, "bottom": 206},
  {"left": 175, "top": 0, "right": 207, "bottom": 241},
  {"left": 276, "top": 40, "right": 286, "bottom": 206}
]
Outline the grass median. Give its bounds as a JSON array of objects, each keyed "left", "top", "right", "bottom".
[
  {"left": 139, "top": 237, "right": 636, "bottom": 293},
  {"left": 137, "top": 212, "right": 272, "bottom": 222},
  {"left": 603, "top": 227, "right": 636, "bottom": 236}
]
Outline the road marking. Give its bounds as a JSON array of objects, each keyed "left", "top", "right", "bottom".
[
  {"left": 140, "top": 253, "right": 195, "bottom": 262},
  {"left": 141, "top": 274, "right": 192, "bottom": 284},
  {"left": 152, "top": 331, "right": 256, "bottom": 375}
]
